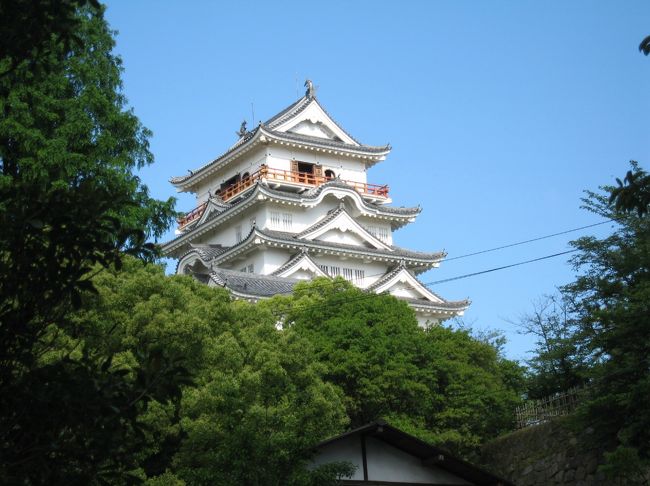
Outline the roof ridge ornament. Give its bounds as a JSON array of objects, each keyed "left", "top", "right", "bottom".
[
  {"left": 237, "top": 120, "right": 247, "bottom": 138},
  {"left": 304, "top": 79, "right": 317, "bottom": 99}
]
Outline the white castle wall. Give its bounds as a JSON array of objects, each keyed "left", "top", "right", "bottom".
[{"left": 266, "top": 145, "right": 367, "bottom": 184}]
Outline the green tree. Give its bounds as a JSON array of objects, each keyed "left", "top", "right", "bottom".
[
  {"left": 562, "top": 178, "right": 650, "bottom": 479},
  {"left": 0, "top": 0, "right": 101, "bottom": 76},
  {"left": 609, "top": 162, "right": 650, "bottom": 217},
  {"left": 71, "top": 259, "right": 351, "bottom": 485},
  {"left": 264, "top": 278, "right": 524, "bottom": 456},
  {"left": 516, "top": 294, "right": 590, "bottom": 399},
  {"left": 0, "top": 4, "right": 177, "bottom": 482}
]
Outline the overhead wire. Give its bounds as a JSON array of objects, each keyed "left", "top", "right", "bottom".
[
  {"left": 269, "top": 248, "right": 581, "bottom": 317},
  {"left": 267, "top": 218, "right": 613, "bottom": 298},
  {"left": 444, "top": 220, "right": 614, "bottom": 261}
]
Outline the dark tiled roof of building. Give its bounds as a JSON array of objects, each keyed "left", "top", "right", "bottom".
[
  {"left": 264, "top": 96, "right": 311, "bottom": 128},
  {"left": 314, "top": 420, "right": 514, "bottom": 486},
  {"left": 170, "top": 95, "right": 390, "bottom": 187},
  {"left": 163, "top": 183, "right": 422, "bottom": 257},
  {"left": 169, "top": 127, "right": 260, "bottom": 185},
  {"left": 296, "top": 206, "right": 345, "bottom": 238},
  {"left": 259, "top": 182, "right": 420, "bottom": 215},
  {"left": 365, "top": 263, "right": 407, "bottom": 292},
  {"left": 267, "top": 128, "right": 389, "bottom": 154},
  {"left": 189, "top": 244, "right": 228, "bottom": 261},
  {"left": 402, "top": 297, "right": 471, "bottom": 311},
  {"left": 209, "top": 268, "right": 299, "bottom": 297},
  {"left": 257, "top": 229, "right": 445, "bottom": 262}
]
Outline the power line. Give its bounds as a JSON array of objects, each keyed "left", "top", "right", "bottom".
[
  {"left": 424, "top": 249, "right": 579, "bottom": 286},
  {"left": 445, "top": 220, "right": 613, "bottom": 261},
  {"left": 270, "top": 249, "right": 579, "bottom": 316},
  {"left": 269, "top": 218, "right": 611, "bottom": 297}
]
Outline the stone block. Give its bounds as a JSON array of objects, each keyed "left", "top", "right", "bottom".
[{"left": 564, "top": 469, "right": 575, "bottom": 482}]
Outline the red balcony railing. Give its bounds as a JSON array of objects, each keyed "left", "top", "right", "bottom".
[
  {"left": 177, "top": 166, "right": 389, "bottom": 231},
  {"left": 221, "top": 166, "right": 389, "bottom": 202},
  {"left": 176, "top": 201, "right": 207, "bottom": 230}
]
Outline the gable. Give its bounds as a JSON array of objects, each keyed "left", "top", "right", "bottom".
[
  {"left": 312, "top": 435, "right": 472, "bottom": 485},
  {"left": 315, "top": 228, "right": 372, "bottom": 247},
  {"left": 372, "top": 268, "right": 445, "bottom": 303},
  {"left": 272, "top": 100, "right": 360, "bottom": 146},
  {"left": 300, "top": 209, "right": 392, "bottom": 251},
  {"left": 287, "top": 120, "right": 342, "bottom": 141},
  {"left": 273, "top": 252, "right": 327, "bottom": 279}
]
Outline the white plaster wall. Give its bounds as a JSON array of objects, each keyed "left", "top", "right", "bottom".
[
  {"left": 365, "top": 437, "right": 471, "bottom": 484},
  {"left": 194, "top": 147, "right": 267, "bottom": 203},
  {"left": 265, "top": 146, "right": 368, "bottom": 184},
  {"left": 259, "top": 248, "right": 292, "bottom": 275},
  {"left": 357, "top": 217, "right": 393, "bottom": 245},
  {"left": 317, "top": 229, "right": 370, "bottom": 247},
  {"left": 227, "top": 250, "right": 266, "bottom": 275},
  {"left": 386, "top": 282, "right": 421, "bottom": 300},
  {"left": 309, "top": 436, "right": 364, "bottom": 481},
  {"left": 193, "top": 210, "right": 257, "bottom": 247},
  {"left": 260, "top": 201, "right": 337, "bottom": 233},
  {"left": 416, "top": 314, "right": 441, "bottom": 329},
  {"left": 290, "top": 269, "right": 319, "bottom": 280},
  {"left": 259, "top": 195, "right": 395, "bottom": 239}
]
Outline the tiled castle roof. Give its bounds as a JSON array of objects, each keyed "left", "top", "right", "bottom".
[
  {"left": 209, "top": 268, "right": 299, "bottom": 298},
  {"left": 170, "top": 94, "right": 390, "bottom": 188},
  {"left": 162, "top": 182, "right": 421, "bottom": 257}
]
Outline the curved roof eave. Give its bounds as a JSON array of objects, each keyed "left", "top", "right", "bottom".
[
  {"left": 210, "top": 228, "right": 444, "bottom": 270},
  {"left": 169, "top": 126, "right": 264, "bottom": 190},
  {"left": 169, "top": 121, "right": 391, "bottom": 192},
  {"left": 161, "top": 183, "right": 421, "bottom": 257}
]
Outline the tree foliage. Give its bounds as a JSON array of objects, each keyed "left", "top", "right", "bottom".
[
  {"left": 264, "top": 279, "right": 524, "bottom": 456},
  {"left": 0, "top": 4, "right": 178, "bottom": 482},
  {"left": 523, "top": 163, "right": 650, "bottom": 479},
  {"left": 516, "top": 294, "right": 590, "bottom": 399},
  {"left": 562, "top": 177, "right": 650, "bottom": 476},
  {"left": 609, "top": 162, "right": 650, "bottom": 217},
  {"left": 69, "top": 259, "right": 350, "bottom": 484}
]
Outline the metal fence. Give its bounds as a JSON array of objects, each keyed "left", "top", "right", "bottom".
[{"left": 515, "top": 386, "right": 587, "bottom": 429}]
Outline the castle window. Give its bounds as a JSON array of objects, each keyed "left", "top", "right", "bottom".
[
  {"left": 221, "top": 173, "right": 240, "bottom": 191},
  {"left": 297, "top": 161, "right": 314, "bottom": 174},
  {"left": 319, "top": 265, "right": 364, "bottom": 284},
  {"left": 366, "top": 225, "right": 390, "bottom": 243},
  {"left": 270, "top": 210, "right": 292, "bottom": 231},
  {"left": 235, "top": 225, "right": 243, "bottom": 242}
]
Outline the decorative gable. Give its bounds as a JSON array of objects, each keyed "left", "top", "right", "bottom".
[
  {"left": 371, "top": 266, "right": 445, "bottom": 303},
  {"left": 272, "top": 251, "right": 328, "bottom": 279},
  {"left": 287, "top": 120, "right": 342, "bottom": 141},
  {"left": 299, "top": 207, "right": 392, "bottom": 251},
  {"left": 272, "top": 99, "right": 360, "bottom": 146}
]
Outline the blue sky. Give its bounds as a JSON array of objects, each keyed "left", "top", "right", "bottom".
[{"left": 104, "top": 1, "right": 649, "bottom": 360}]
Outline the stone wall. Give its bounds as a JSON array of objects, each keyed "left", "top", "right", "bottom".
[{"left": 480, "top": 418, "right": 611, "bottom": 486}]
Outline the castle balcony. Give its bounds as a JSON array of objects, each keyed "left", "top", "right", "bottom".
[
  {"left": 176, "top": 166, "right": 389, "bottom": 231},
  {"left": 176, "top": 201, "right": 208, "bottom": 230},
  {"left": 222, "top": 166, "right": 389, "bottom": 202}
]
